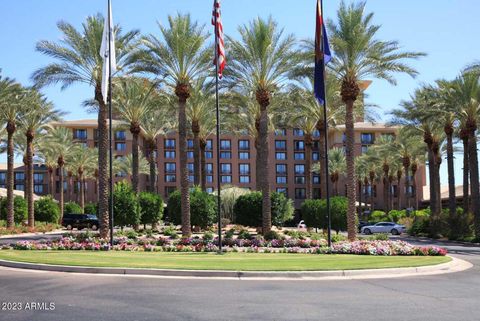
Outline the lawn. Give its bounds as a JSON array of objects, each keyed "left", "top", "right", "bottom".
[{"left": 0, "top": 251, "right": 450, "bottom": 271}]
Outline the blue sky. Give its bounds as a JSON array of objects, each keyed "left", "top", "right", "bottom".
[{"left": 1, "top": 0, "right": 479, "bottom": 185}]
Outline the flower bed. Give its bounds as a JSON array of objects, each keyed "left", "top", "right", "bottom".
[{"left": 1, "top": 235, "right": 447, "bottom": 256}]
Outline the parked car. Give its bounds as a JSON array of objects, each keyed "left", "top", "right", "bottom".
[
  {"left": 62, "top": 214, "right": 99, "bottom": 231},
  {"left": 361, "top": 222, "right": 406, "bottom": 235},
  {"left": 358, "top": 221, "right": 375, "bottom": 233},
  {"left": 297, "top": 220, "right": 307, "bottom": 229}
]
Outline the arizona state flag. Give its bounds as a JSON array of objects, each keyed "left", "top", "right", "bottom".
[{"left": 314, "top": 0, "right": 331, "bottom": 105}]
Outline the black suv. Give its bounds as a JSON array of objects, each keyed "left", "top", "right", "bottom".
[{"left": 62, "top": 214, "right": 99, "bottom": 231}]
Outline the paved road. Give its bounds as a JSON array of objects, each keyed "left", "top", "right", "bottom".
[{"left": 0, "top": 237, "right": 478, "bottom": 321}]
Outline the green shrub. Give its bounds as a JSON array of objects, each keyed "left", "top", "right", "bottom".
[
  {"left": 167, "top": 188, "right": 217, "bottom": 230},
  {"left": 126, "top": 230, "right": 138, "bottom": 240},
  {"left": 0, "top": 196, "right": 27, "bottom": 223},
  {"left": 220, "top": 186, "right": 250, "bottom": 223},
  {"left": 138, "top": 192, "right": 164, "bottom": 226},
  {"left": 34, "top": 196, "right": 60, "bottom": 223},
  {"left": 163, "top": 225, "right": 178, "bottom": 239},
  {"left": 300, "top": 197, "right": 348, "bottom": 233},
  {"left": 448, "top": 208, "right": 474, "bottom": 240},
  {"left": 84, "top": 203, "right": 98, "bottom": 215},
  {"left": 203, "top": 231, "right": 214, "bottom": 241},
  {"left": 370, "top": 210, "right": 387, "bottom": 223},
  {"left": 331, "top": 234, "right": 347, "bottom": 243},
  {"left": 387, "top": 210, "right": 407, "bottom": 223},
  {"left": 113, "top": 181, "right": 140, "bottom": 228},
  {"left": 237, "top": 229, "right": 252, "bottom": 240},
  {"left": 366, "top": 233, "right": 389, "bottom": 241},
  {"left": 64, "top": 202, "right": 82, "bottom": 214},
  {"left": 225, "top": 228, "right": 235, "bottom": 239},
  {"left": 233, "top": 192, "right": 294, "bottom": 227},
  {"left": 264, "top": 230, "right": 281, "bottom": 241}
]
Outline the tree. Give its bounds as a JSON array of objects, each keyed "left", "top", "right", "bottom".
[
  {"left": 327, "top": 1, "right": 425, "bottom": 240},
  {"left": 67, "top": 146, "right": 97, "bottom": 212},
  {"left": 113, "top": 77, "right": 158, "bottom": 193},
  {"left": 0, "top": 74, "right": 23, "bottom": 228},
  {"left": 226, "top": 17, "right": 297, "bottom": 234},
  {"left": 32, "top": 14, "right": 140, "bottom": 238},
  {"left": 113, "top": 152, "right": 149, "bottom": 178},
  {"left": 130, "top": 14, "right": 210, "bottom": 236}
]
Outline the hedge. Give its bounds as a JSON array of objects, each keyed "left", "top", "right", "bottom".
[{"left": 167, "top": 187, "right": 216, "bottom": 229}]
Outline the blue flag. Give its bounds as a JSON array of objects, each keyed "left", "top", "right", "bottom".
[{"left": 314, "top": 0, "right": 331, "bottom": 105}]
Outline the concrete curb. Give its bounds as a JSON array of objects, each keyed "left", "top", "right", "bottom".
[
  {"left": 0, "top": 255, "right": 472, "bottom": 280},
  {"left": 0, "top": 230, "right": 64, "bottom": 239}
]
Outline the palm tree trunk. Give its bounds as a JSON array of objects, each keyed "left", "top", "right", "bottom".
[
  {"left": 255, "top": 137, "right": 261, "bottom": 191},
  {"left": 6, "top": 122, "right": 15, "bottom": 229},
  {"left": 445, "top": 129, "right": 456, "bottom": 230},
  {"left": 176, "top": 84, "right": 191, "bottom": 237},
  {"left": 256, "top": 89, "right": 272, "bottom": 234},
  {"left": 192, "top": 121, "right": 201, "bottom": 187},
  {"left": 200, "top": 139, "right": 207, "bottom": 192},
  {"left": 461, "top": 132, "right": 470, "bottom": 213},
  {"left": 131, "top": 128, "right": 140, "bottom": 194},
  {"left": 148, "top": 142, "right": 156, "bottom": 193},
  {"left": 344, "top": 99, "right": 357, "bottom": 241},
  {"left": 358, "top": 181, "right": 362, "bottom": 217},
  {"left": 58, "top": 160, "right": 65, "bottom": 224},
  {"left": 48, "top": 167, "right": 54, "bottom": 197},
  {"left": 468, "top": 130, "right": 480, "bottom": 237},
  {"left": 411, "top": 165, "right": 418, "bottom": 210},
  {"left": 95, "top": 84, "right": 110, "bottom": 239},
  {"left": 397, "top": 172, "right": 402, "bottom": 211},
  {"left": 383, "top": 176, "right": 389, "bottom": 212},
  {"left": 79, "top": 171, "right": 85, "bottom": 213},
  {"left": 26, "top": 133, "right": 35, "bottom": 227},
  {"left": 316, "top": 123, "right": 327, "bottom": 198},
  {"left": 403, "top": 161, "right": 410, "bottom": 209},
  {"left": 305, "top": 134, "right": 312, "bottom": 199}
]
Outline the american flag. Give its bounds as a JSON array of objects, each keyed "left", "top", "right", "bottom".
[
  {"left": 212, "top": 0, "right": 226, "bottom": 78},
  {"left": 314, "top": 0, "right": 331, "bottom": 105}
]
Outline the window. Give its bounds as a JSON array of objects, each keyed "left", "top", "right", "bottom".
[
  {"left": 74, "top": 129, "right": 87, "bottom": 140},
  {"left": 295, "top": 175, "right": 306, "bottom": 184},
  {"left": 276, "top": 187, "right": 288, "bottom": 195},
  {"left": 115, "top": 131, "right": 126, "bottom": 140},
  {"left": 220, "top": 151, "right": 231, "bottom": 159},
  {"left": 187, "top": 139, "right": 194, "bottom": 149},
  {"left": 239, "top": 176, "right": 250, "bottom": 184},
  {"left": 220, "top": 140, "right": 231, "bottom": 150},
  {"left": 293, "top": 128, "right": 304, "bottom": 136},
  {"left": 294, "top": 141, "right": 305, "bottom": 151},
  {"left": 165, "top": 175, "right": 176, "bottom": 183},
  {"left": 221, "top": 175, "right": 232, "bottom": 183},
  {"left": 206, "top": 139, "right": 213, "bottom": 150},
  {"left": 187, "top": 163, "right": 194, "bottom": 173},
  {"left": 391, "top": 185, "right": 398, "bottom": 198},
  {"left": 221, "top": 164, "right": 232, "bottom": 174},
  {"left": 206, "top": 164, "right": 213, "bottom": 174},
  {"left": 15, "top": 172, "right": 25, "bottom": 181},
  {"left": 313, "top": 141, "right": 320, "bottom": 149},
  {"left": 165, "top": 163, "right": 176, "bottom": 173},
  {"left": 275, "top": 129, "right": 287, "bottom": 136},
  {"left": 239, "top": 152, "right": 250, "bottom": 160},
  {"left": 342, "top": 133, "right": 347, "bottom": 144},
  {"left": 276, "top": 152, "right": 287, "bottom": 160},
  {"left": 115, "top": 143, "right": 126, "bottom": 151},
  {"left": 116, "top": 171, "right": 127, "bottom": 178},
  {"left": 361, "top": 133, "right": 375, "bottom": 145},
  {"left": 313, "top": 129, "right": 320, "bottom": 137},
  {"left": 165, "top": 139, "right": 176, "bottom": 149},
  {"left": 165, "top": 151, "right": 176, "bottom": 159},
  {"left": 34, "top": 184, "right": 44, "bottom": 194},
  {"left": 15, "top": 184, "right": 25, "bottom": 191},
  {"left": 165, "top": 186, "right": 176, "bottom": 197},
  {"left": 295, "top": 188, "right": 306, "bottom": 199},
  {"left": 206, "top": 175, "right": 213, "bottom": 183},
  {"left": 205, "top": 151, "right": 213, "bottom": 159},
  {"left": 276, "top": 176, "right": 287, "bottom": 184},
  {"left": 407, "top": 185, "right": 415, "bottom": 196},
  {"left": 187, "top": 151, "right": 194, "bottom": 159},
  {"left": 238, "top": 140, "right": 250, "bottom": 150},
  {"left": 188, "top": 175, "right": 194, "bottom": 183},
  {"left": 364, "top": 185, "right": 377, "bottom": 197},
  {"left": 295, "top": 165, "right": 305, "bottom": 175},
  {"left": 276, "top": 164, "right": 287, "bottom": 175},
  {"left": 275, "top": 140, "right": 287, "bottom": 150},
  {"left": 361, "top": 145, "right": 369, "bottom": 154},
  {"left": 294, "top": 152, "right": 305, "bottom": 160},
  {"left": 239, "top": 164, "right": 250, "bottom": 175},
  {"left": 312, "top": 152, "right": 319, "bottom": 161},
  {"left": 34, "top": 173, "right": 44, "bottom": 184},
  {"left": 0, "top": 173, "right": 5, "bottom": 183},
  {"left": 313, "top": 175, "right": 320, "bottom": 184},
  {"left": 206, "top": 187, "right": 214, "bottom": 193},
  {"left": 313, "top": 188, "right": 321, "bottom": 199}
]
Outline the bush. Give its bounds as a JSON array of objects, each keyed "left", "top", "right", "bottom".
[
  {"left": 370, "top": 210, "right": 387, "bottom": 223},
  {"left": 126, "top": 230, "right": 138, "bottom": 240},
  {"left": 138, "top": 192, "right": 164, "bottom": 226},
  {"left": 300, "top": 197, "right": 348, "bottom": 233},
  {"left": 34, "top": 196, "right": 60, "bottom": 223},
  {"left": 220, "top": 186, "right": 250, "bottom": 223},
  {"left": 167, "top": 187, "right": 216, "bottom": 230},
  {"left": 163, "top": 225, "right": 178, "bottom": 239},
  {"left": 64, "top": 202, "right": 82, "bottom": 214},
  {"left": 113, "top": 181, "right": 140, "bottom": 229},
  {"left": 264, "top": 230, "right": 281, "bottom": 241},
  {"left": 225, "top": 228, "right": 235, "bottom": 239},
  {"left": 233, "top": 192, "right": 294, "bottom": 227},
  {"left": 203, "top": 231, "right": 214, "bottom": 241},
  {"left": 84, "top": 203, "right": 98, "bottom": 215},
  {"left": 237, "top": 229, "right": 252, "bottom": 240},
  {"left": 0, "top": 196, "right": 27, "bottom": 223},
  {"left": 388, "top": 210, "right": 407, "bottom": 223}
]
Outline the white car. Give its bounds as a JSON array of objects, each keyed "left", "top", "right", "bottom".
[
  {"left": 297, "top": 220, "right": 307, "bottom": 229},
  {"left": 361, "top": 222, "right": 406, "bottom": 235}
]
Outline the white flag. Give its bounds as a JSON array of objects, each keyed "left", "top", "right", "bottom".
[{"left": 100, "top": 0, "right": 116, "bottom": 104}]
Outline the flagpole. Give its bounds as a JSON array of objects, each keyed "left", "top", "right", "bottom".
[
  {"left": 108, "top": 0, "right": 114, "bottom": 247},
  {"left": 320, "top": 0, "right": 332, "bottom": 247},
  {"left": 214, "top": 0, "right": 223, "bottom": 254}
]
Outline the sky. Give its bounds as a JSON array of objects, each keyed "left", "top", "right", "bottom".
[{"left": 1, "top": 0, "right": 479, "bottom": 185}]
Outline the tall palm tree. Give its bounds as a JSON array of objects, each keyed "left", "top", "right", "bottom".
[
  {"left": 0, "top": 74, "right": 24, "bottom": 228},
  {"left": 114, "top": 152, "right": 149, "bottom": 178},
  {"left": 67, "top": 146, "right": 97, "bottom": 212},
  {"left": 32, "top": 14, "right": 140, "bottom": 238},
  {"left": 130, "top": 14, "right": 210, "bottom": 236},
  {"left": 372, "top": 135, "right": 396, "bottom": 213},
  {"left": 314, "top": 147, "right": 346, "bottom": 197},
  {"left": 17, "top": 90, "right": 61, "bottom": 226},
  {"left": 37, "top": 139, "right": 59, "bottom": 197},
  {"left": 113, "top": 77, "right": 158, "bottom": 193},
  {"left": 43, "top": 127, "right": 74, "bottom": 223},
  {"left": 226, "top": 17, "right": 297, "bottom": 234},
  {"left": 328, "top": 1, "right": 425, "bottom": 240}
]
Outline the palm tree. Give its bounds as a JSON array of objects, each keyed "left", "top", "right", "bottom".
[
  {"left": 113, "top": 77, "right": 158, "bottom": 193},
  {"left": 0, "top": 74, "right": 24, "bottom": 228},
  {"left": 114, "top": 152, "right": 149, "bottom": 178},
  {"left": 37, "top": 138, "right": 59, "bottom": 197},
  {"left": 130, "top": 14, "right": 210, "bottom": 236},
  {"left": 226, "top": 17, "right": 297, "bottom": 234},
  {"left": 328, "top": 1, "right": 425, "bottom": 240},
  {"left": 32, "top": 14, "right": 140, "bottom": 238},
  {"left": 314, "top": 147, "right": 346, "bottom": 196},
  {"left": 371, "top": 135, "right": 396, "bottom": 213},
  {"left": 17, "top": 90, "right": 61, "bottom": 226},
  {"left": 67, "top": 146, "right": 97, "bottom": 212},
  {"left": 43, "top": 127, "right": 74, "bottom": 223}
]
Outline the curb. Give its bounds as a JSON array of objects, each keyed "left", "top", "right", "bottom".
[
  {"left": 0, "top": 256, "right": 472, "bottom": 280},
  {"left": 0, "top": 231, "right": 64, "bottom": 239}
]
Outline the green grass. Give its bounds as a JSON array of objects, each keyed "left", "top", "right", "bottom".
[{"left": 0, "top": 251, "right": 450, "bottom": 271}]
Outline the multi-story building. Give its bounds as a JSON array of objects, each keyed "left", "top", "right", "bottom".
[{"left": 0, "top": 163, "right": 49, "bottom": 196}]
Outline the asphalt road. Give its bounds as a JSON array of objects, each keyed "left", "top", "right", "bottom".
[{"left": 0, "top": 237, "right": 478, "bottom": 321}]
